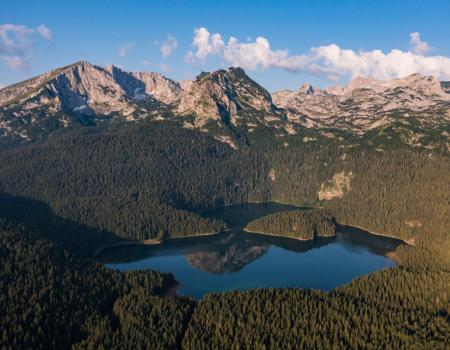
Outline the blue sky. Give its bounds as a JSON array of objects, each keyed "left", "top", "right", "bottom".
[{"left": 1, "top": 0, "right": 450, "bottom": 92}]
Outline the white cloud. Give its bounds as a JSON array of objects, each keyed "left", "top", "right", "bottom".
[
  {"left": 118, "top": 42, "right": 134, "bottom": 58},
  {"left": 185, "top": 72, "right": 194, "bottom": 79},
  {"left": 1, "top": 56, "right": 30, "bottom": 72},
  {"left": 0, "top": 83, "right": 6, "bottom": 89},
  {"left": 186, "top": 28, "right": 450, "bottom": 82},
  {"left": 410, "top": 32, "right": 432, "bottom": 56},
  {"left": 185, "top": 28, "right": 309, "bottom": 72},
  {"left": 0, "top": 24, "right": 34, "bottom": 56},
  {"left": 309, "top": 43, "right": 450, "bottom": 81},
  {"left": 158, "top": 63, "right": 174, "bottom": 73},
  {"left": 0, "top": 24, "right": 53, "bottom": 73},
  {"left": 151, "top": 40, "right": 160, "bottom": 45},
  {"left": 37, "top": 24, "right": 52, "bottom": 41},
  {"left": 141, "top": 60, "right": 150, "bottom": 66},
  {"left": 161, "top": 33, "right": 178, "bottom": 59},
  {"left": 113, "top": 64, "right": 125, "bottom": 70}
]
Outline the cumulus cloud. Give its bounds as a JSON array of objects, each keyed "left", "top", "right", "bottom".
[
  {"left": 118, "top": 42, "right": 134, "bottom": 58},
  {"left": 161, "top": 33, "right": 178, "bottom": 59},
  {"left": 141, "top": 60, "right": 150, "bottom": 66},
  {"left": 309, "top": 43, "right": 450, "bottom": 81},
  {"left": 0, "top": 24, "right": 34, "bottom": 56},
  {"left": 186, "top": 28, "right": 450, "bottom": 82},
  {"left": 158, "top": 63, "right": 174, "bottom": 73},
  {"left": 0, "top": 83, "right": 6, "bottom": 89},
  {"left": 37, "top": 24, "right": 52, "bottom": 41},
  {"left": 410, "top": 32, "right": 432, "bottom": 56},
  {"left": 1, "top": 56, "right": 30, "bottom": 72},
  {"left": 0, "top": 23, "right": 53, "bottom": 73},
  {"left": 185, "top": 72, "right": 194, "bottom": 79},
  {"left": 185, "top": 28, "right": 309, "bottom": 72}
]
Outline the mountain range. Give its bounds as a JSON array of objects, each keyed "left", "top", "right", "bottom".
[{"left": 1, "top": 60, "right": 450, "bottom": 151}]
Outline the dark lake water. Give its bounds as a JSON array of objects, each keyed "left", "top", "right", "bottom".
[{"left": 99, "top": 202, "right": 405, "bottom": 300}]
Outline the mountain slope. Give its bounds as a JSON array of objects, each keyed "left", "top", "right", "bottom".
[
  {"left": 0, "top": 61, "right": 190, "bottom": 147},
  {"left": 174, "top": 67, "right": 284, "bottom": 127},
  {"left": 2, "top": 62, "right": 450, "bottom": 154},
  {"left": 272, "top": 73, "right": 450, "bottom": 133}
]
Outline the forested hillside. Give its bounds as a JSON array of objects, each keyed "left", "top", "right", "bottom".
[
  {"left": 0, "top": 197, "right": 196, "bottom": 350},
  {"left": 246, "top": 209, "right": 336, "bottom": 239}
]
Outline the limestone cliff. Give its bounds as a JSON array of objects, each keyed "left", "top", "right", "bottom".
[
  {"left": 271, "top": 74, "right": 450, "bottom": 133},
  {"left": 175, "top": 67, "right": 281, "bottom": 127}
]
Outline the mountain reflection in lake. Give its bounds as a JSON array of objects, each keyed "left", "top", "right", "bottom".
[{"left": 100, "top": 202, "right": 405, "bottom": 300}]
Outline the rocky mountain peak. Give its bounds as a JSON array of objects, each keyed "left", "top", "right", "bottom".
[
  {"left": 274, "top": 72, "right": 450, "bottom": 134},
  {"left": 0, "top": 61, "right": 192, "bottom": 117},
  {"left": 301, "top": 83, "right": 322, "bottom": 95},
  {"left": 271, "top": 82, "right": 323, "bottom": 111},
  {"left": 175, "top": 67, "right": 277, "bottom": 126}
]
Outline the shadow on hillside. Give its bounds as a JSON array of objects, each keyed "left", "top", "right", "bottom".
[{"left": 0, "top": 192, "right": 125, "bottom": 258}]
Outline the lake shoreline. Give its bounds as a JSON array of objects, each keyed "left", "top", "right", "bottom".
[
  {"left": 94, "top": 201, "right": 412, "bottom": 259},
  {"left": 92, "top": 230, "right": 226, "bottom": 259},
  {"left": 337, "top": 223, "right": 414, "bottom": 246},
  {"left": 243, "top": 228, "right": 336, "bottom": 241},
  {"left": 161, "top": 280, "right": 184, "bottom": 299},
  {"left": 201, "top": 201, "right": 412, "bottom": 246},
  {"left": 197, "top": 200, "right": 318, "bottom": 213}
]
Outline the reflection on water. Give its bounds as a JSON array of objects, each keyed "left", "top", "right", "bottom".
[
  {"left": 99, "top": 202, "right": 405, "bottom": 300},
  {"left": 184, "top": 232, "right": 269, "bottom": 274}
]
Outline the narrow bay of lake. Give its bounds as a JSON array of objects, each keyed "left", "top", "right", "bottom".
[{"left": 99, "top": 202, "right": 404, "bottom": 300}]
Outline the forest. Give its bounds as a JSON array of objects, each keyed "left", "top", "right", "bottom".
[
  {"left": 1, "top": 119, "right": 450, "bottom": 349},
  {"left": 245, "top": 209, "right": 336, "bottom": 239}
]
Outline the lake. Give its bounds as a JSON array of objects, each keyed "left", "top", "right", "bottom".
[{"left": 98, "top": 202, "right": 405, "bottom": 300}]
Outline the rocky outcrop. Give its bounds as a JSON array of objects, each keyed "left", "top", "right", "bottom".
[
  {"left": 0, "top": 62, "right": 83, "bottom": 106},
  {"left": 175, "top": 67, "right": 280, "bottom": 126},
  {"left": 271, "top": 82, "right": 324, "bottom": 110},
  {"left": 104, "top": 65, "right": 187, "bottom": 104},
  {"left": 0, "top": 61, "right": 192, "bottom": 139},
  {"left": 318, "top": 171, "right": 354, "bottom": 201},
  {"left": 1, "top": 61, "right": 190, "bottom": 114},
  {"left": 272, "top": 73, "right": 450, "bottom": 133}
]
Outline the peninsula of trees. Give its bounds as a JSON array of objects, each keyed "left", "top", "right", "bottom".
[{"left": 245, "top": 209, "right": 336, "bottom": 239}]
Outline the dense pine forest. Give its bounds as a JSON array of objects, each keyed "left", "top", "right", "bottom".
[
  {"left": 1, "top": 119, "right": 450, "bottom": 349},
  {"left": 246, "top": 209, "right": 336, "bottom": 239}
]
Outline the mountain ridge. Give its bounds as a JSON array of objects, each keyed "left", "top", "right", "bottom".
[{"left": 1, "top": 61, "right": 450, "bottom": 153}]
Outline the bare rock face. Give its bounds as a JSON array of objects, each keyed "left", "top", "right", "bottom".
[
  {"left": 0, "top": 61, "right": 190, "bottom": 113},
  {"left": 0, "top": 61, "right": 192, "bottom": 139},
  {"left": 272, "top": 73, "right": 450, "bottom": 132},
  {"left": 271, "top": 82, "right": 323, "bottom": 109},
  {"left": 176, "top": 69, "right": 239, "bottom": 124},
  {"left": 45, "top": 62, "right": 130, "bottom": 117},
  {"left": 318, "top": 171, "right": 354, "bottom": 201},
  {"left": 104, "top": 65, "right": 187, "bottom": 104},
  {"left": 0, "top": 72, "right": 53, "bottom": 106},
  {"left": 175, "top": 67, "right": 277, "bottom": 126}
]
